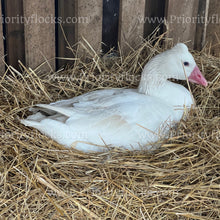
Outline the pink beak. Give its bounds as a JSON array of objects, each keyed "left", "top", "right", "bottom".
[{"left": 188, "top": 65, "right": 208, "bottom": 87}]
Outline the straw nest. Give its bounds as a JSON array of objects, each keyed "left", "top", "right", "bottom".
[{"left": 0, "top": 36, "right": 219, "bottom": 219}]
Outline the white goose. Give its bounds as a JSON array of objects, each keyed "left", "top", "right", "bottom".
[{"left": 21, "top": 43, "right": 207, "bottom": 152}]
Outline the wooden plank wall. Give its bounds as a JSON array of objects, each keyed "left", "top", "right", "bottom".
[
  {"left": 23, "top": 0, "right": 55, "bottom": 72},
  {"left": 118, "top": 0, "right": 146, "bottom": 55},
  {"left": 165, "top": 0, "right": 200, "bottom": 48},
  {"left": 206, "top": 0, "right": 220, "bottom": 56},
  {"left": 0, "top": 0, "right": 220, "bottom": 76},
  {"left": 56, "top": 0, "right": 77, "bottom": 69},
  {"left": 194, "top": 0, "right": 210, "bottom": 50},
  {"left": 4, "top": 0, "right": 25, "bottom": 70},
  {"left": 77, "top": 0, "right": 103, "bottom": 55},
  {"left": 144, "top": 0, "right": 166, "bottom": 38},
  {"left": 102, "top": 0, "right": 120, "bottom": 53}
]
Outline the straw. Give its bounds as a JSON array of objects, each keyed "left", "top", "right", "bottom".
[{"left": 0, "top": 35, "right": 219, "bottom": 219}]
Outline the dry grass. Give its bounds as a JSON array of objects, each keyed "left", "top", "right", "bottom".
[{"left": 0, "top": 36, "right": 219, "bottom": 219}]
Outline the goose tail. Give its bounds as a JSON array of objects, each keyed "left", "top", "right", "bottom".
[{"left": 20, "top": 119, "right": 41, "bottom": 129}]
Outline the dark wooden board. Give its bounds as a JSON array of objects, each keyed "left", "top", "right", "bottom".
[
  {"left": 102, "top": 0, "right": 120, "bottom": 53},
  {"left": 4, "top": 0, "right": 25, "bottom": 70},
  {"left": 56, "top": 0, "right": 77, "bottom": 69},
  {"left": 144, "top": 0, "right": 166, "bottom": 38}
]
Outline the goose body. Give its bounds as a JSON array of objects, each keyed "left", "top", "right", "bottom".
[{"left": 21, "top": 43, "right": 207, "bottom": 152}]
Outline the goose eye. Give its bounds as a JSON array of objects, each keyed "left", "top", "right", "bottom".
[{"left": 184, "top": 62, "right": 189, "bottom": 66}]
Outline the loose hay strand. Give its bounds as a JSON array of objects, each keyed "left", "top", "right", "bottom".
[{"left": 0, "top": 36, "right": 219, "bottom": 219}]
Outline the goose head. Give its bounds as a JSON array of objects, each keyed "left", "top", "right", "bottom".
[{"left": 138, "top": 43, "right": 207, "bottom": 94}]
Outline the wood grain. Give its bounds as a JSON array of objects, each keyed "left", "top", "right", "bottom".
[
  {"left": 4, "top": 0, "right": 25, "bottom": 70},
  {"left": 119, "top": 0, "right": 146, "bottom": 54},
  {"left": 77, "top": 0, "right": 103, "bottom": 54},
  {"left": 144, "top": 0, "right": 166, "bottom": 38},
  {"left": 166, "top": 0, "right": 199, "bottom": 48},
  {"left": 23, "top": 0, "right": 55, "bottom": 72},
  {"left": 102, "top": 0, "right": 120, "bottom": 53},
  {"left": 194, "top": 0, "right": 210, "bottom": 50},
  {"left": 56, "top": 0, "right": 77, "bottom": 69},
  {"left": 206, "top": 0, "right": 220, "bottom": 56}
]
